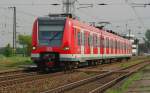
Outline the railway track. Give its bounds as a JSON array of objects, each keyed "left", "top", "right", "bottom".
[
  {"left": 41, "top": 61, "right": 150, "bottom": 93},
  {"left": 0, "top": 67, "right": 40, "bottom": 84},
  {"left": 0, "top": 66, "right": 38, "bottom": 76},
  {"left": 0, "top": 61, "right": 122, "bottom": 89},
  {"left": 0, "top": 61, "right": 149, "bottom": 93},
  {"left": 0, "top": 71, "right": 63, "bottom": 88},
  {"left": 0, "top": 71, "right": 38, "bottom": 82},
  {"left": 0, "top": 70, "right": 25, "bottom": 77}
]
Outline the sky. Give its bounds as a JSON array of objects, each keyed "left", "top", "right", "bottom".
[{"left": 0, "top": 0, "right": 150, "bottom": 47}]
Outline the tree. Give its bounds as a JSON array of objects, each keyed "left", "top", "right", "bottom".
[
  {"left": 18, "top": 35, "right": 32, "bottom": 56},
  {"left": 145, "top": 29, "right": 150, "bottom": 41},
  {"left": 3, "top": 43, "right": 12, "bottom": 57},
  {"left": 144, "top": 29, "right": 150, "bottom": 53}
]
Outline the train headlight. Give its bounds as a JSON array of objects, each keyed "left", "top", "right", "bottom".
[
  {"left": 32, "top": 46, "right": 36, "bottom": 50},
  {"left": 63, "top": 47, "right": 70, "bottom": 50}
]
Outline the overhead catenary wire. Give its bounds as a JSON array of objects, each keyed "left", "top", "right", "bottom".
[{"left": 125, "top": 0, "right": 147, "bottom": 30}]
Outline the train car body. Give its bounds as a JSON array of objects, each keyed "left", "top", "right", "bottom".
[{"left": 31, "top": 14, "right": 132, "bottom": 70}]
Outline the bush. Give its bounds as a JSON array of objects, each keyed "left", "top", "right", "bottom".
[
  {"left": 0, "top": 54, "right": 6, "bottom": 59},
  {"left": 3, "top": 44, "right": 13, "bottom": 57}
]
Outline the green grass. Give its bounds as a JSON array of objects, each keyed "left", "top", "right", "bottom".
[
  {"left": 105, "top": 56, "right": 150, "bottom": 93},
  {"left": 105, "top": 72, "right": 142, "bottom": 93},
  {"left": 0, "top": 55, "right": 33, "bottom": 70},
  {"left": 120, "top": 56, "right": 150, "bottom": 68}
]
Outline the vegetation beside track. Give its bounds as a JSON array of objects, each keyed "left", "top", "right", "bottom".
[
  {"left": 0, "top": 56, "right": 150, "bottom": 92},
  {"left": 105, "top": 56, "right": 150, "bottom": 93},
  {"left": 105, "top": 72, "right": 142, "bottom": 93},
  {"left": 120, "top": 56, "right": 150, "bottom": 68},
  {"left": 0, "top": 55, "right": 150, "bottom": 72},
  {"left": 0, "top": 55, "right": 33, "bottom": 71}
]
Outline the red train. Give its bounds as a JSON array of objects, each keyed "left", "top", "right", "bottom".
[{"left": 31, "top": 14, "right": 132, "bottom": 71}]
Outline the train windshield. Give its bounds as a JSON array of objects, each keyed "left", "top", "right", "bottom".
[{"left": 38, "top": 18, "right": 66, "bottom": 47}]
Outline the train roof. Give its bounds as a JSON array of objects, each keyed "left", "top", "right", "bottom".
[
  {"left": 70, "top": 18, "right": 128, "bottom": 40},
  {"left": 38, "top": 13, "right": 129, "bottom": 41}
]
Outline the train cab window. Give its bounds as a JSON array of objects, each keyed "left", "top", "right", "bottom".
[
  {"left": 38, "top": 18, "right": 65, "bottom": 47},
  {"left": 78, "top": 32, "right": 81, "bottom": 46}
]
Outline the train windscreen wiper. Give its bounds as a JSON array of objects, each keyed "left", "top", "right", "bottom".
[{"left": 49, "top": 32, "right": 60, "bottom": 42}]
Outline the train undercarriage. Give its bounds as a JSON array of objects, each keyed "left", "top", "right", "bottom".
[{"left": 32, "top": 52, "right": 131, "bottom": 72}]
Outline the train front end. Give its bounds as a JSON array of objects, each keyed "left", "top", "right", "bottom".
[{"left": 31, "top": 15, "right": 69, "bottom": 70}]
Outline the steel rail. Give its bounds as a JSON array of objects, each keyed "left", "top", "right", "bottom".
[
  {"left": 41, "top": 61, "right": 149, "bottom": 93},
  {"left": 89, "top": 62, "right": 149, "bottom": 93}
]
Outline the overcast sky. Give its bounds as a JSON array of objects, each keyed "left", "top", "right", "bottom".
[{"left": 0, "top": 0, "right": 150, "bottom": 47}]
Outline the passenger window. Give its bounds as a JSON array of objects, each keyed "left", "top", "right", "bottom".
[
  {"left": 110, "top": 40, "right": 112, "bottom": 49},
  {"left": 77, "top": 32, "right": 81, "bottom": 46},
  {"left": 93, "top": 35, "right": 96, "bottom": 47},
  {"left": 90, "top": 35, "right": 93, "bottom": 46},
  {"left": 115, "top": 40, "right": 117, "bottom": 49},
  {"left": 100, "top": 36, "right": 103, "bottom": 48},
  {"left": 81, "top": 32, "right": 84, "bottom": 46},
  {"left": 88, "top": 34, "right": 90, "bottom": 46},
  {"left": 97, "top": 36, "right": 99, "bottom": 47},
  {"left": 84, "top": 33, "right": 86, "bottom": 46},
  {"left": 104, "top": 38, "right": 106, "bottom": 48},
  {"left": 74, "top": 28, "right": 77, "bottom": 42},
  {"left": 96, "top": 36, "right": 98, "bottom": 47},
  {"left": 106, "top": 38, "right": 109, "bottom": 48}
]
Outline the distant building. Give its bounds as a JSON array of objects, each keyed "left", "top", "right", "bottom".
[{"left": 125, "top": 34, "right": 139, "bottom": 56}]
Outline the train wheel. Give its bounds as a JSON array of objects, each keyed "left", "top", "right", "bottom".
[
  {"left": 44, "top": 67, "right": 50, "bottom": 73},
  {"left": 63, "top": 62, "right": 74, "bottom": 73},
  {"left": 101, "top": 59, "right": 105, "bottom": 64},
  {"left": 74, "top": 62, "right": 79, "bottom": 68},
  {"left": 88, "top": 61, "right": 92, "bottom": 66}
]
